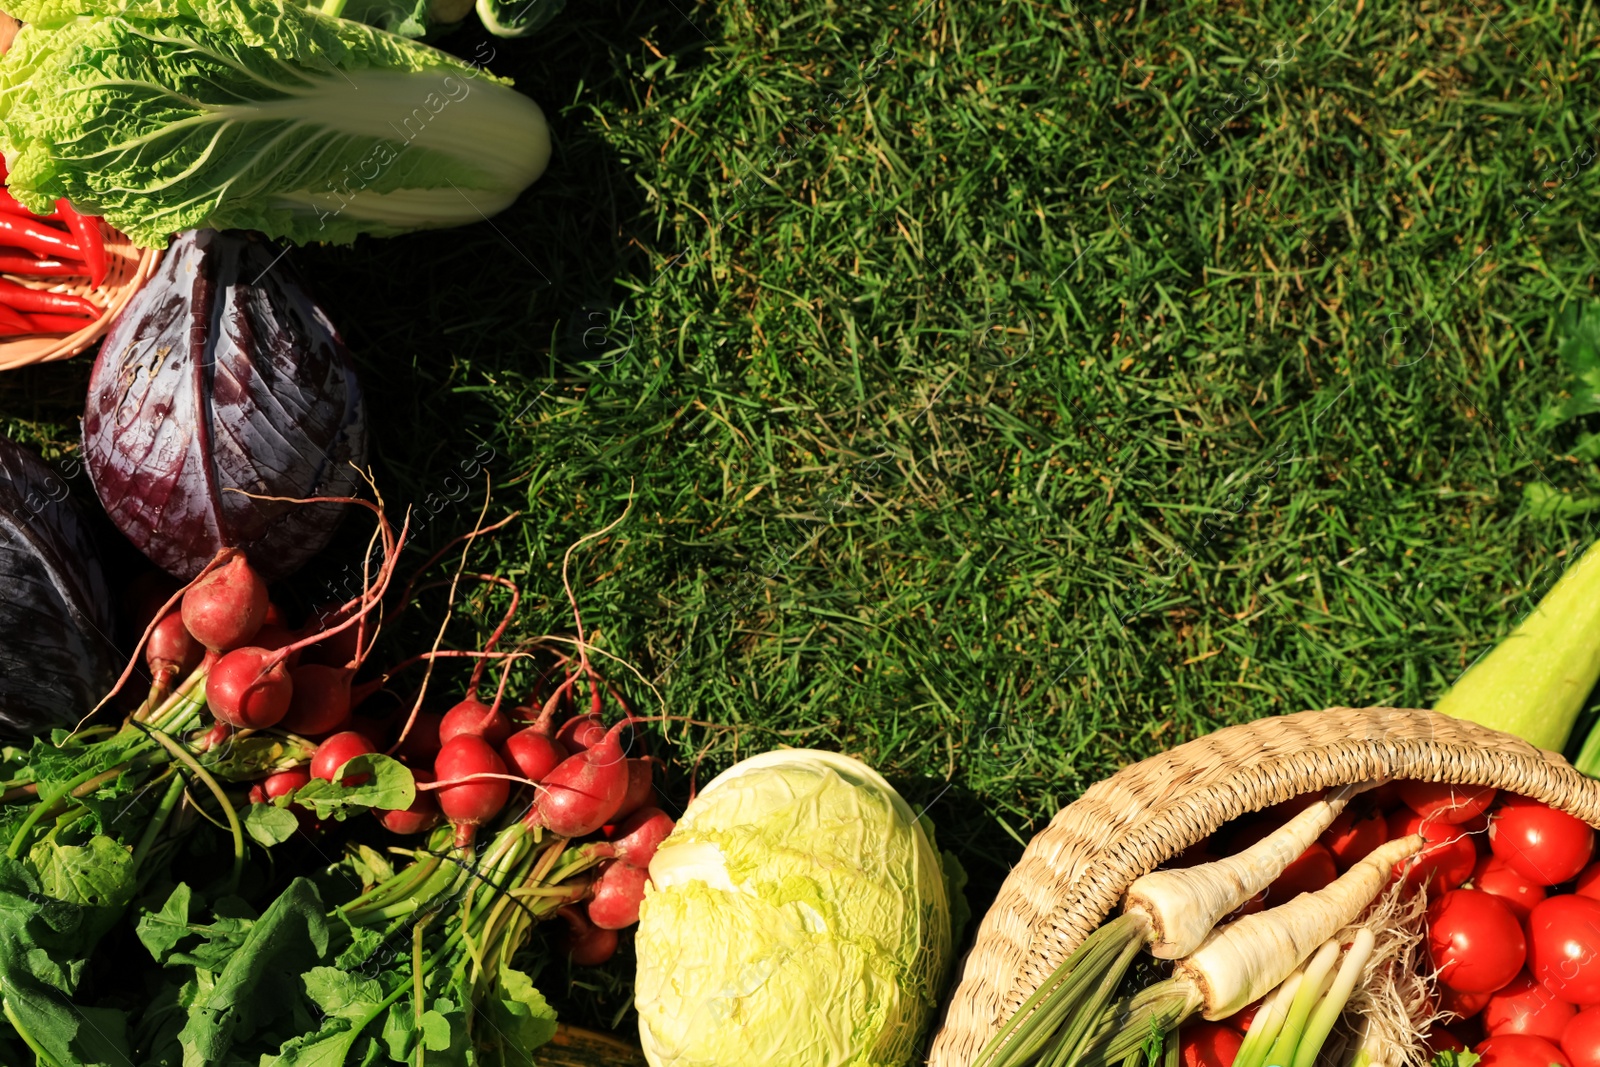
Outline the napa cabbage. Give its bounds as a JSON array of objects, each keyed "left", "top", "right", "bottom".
[{"left": 0, "top": 0, "right": 551, "bottom": 246}]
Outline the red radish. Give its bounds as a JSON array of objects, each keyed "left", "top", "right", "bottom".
[
  {"left": 587, "top": 861, "right": 649, "bottom": 929},
  {"left": 206, "top": 647, "right": 293, "bottom": 729},
  {"left": 311, "top": 731, "right": 375, "bottom": 785},
  {"left": 1177, "top": 1022, "right": 1243, "bottom": 1067},
  {"left": 554, "top": 905, "right": 617, "bottom": 966},
  {"left": 1266, "top": 842, "right": 1337, "bottom": 903},
  {"left": 181, "top": 551, "right": 268, "bottom": 652},
  {"left": 201, "top": 720, "right": 232, "bottom": 751},
  {"left": 1475, "top": 855, "right": 1548, "bottom": 922},
  {"left": 501, "top": 726, "right": 567, "bottom": 784},
  {"left": 262, "top": 601, "right": 286, "bottom": 626},
  {"left": 1564, "top": 1008, "right": 1600, "bottom": 1067},
  {"left": 1475, "top": 1034, "right": 1572, "bottom": 1067},
  {"left": 395, "top": 711, "right": 444, "bottom": 766},
  {"left": 612, "top": 758, "right": 655, "bottom": 821},
  {"left": 1485, "top": 972, "right": 1575, "bottom": 1040},
  {"left": 1320, "top": 809, "right": 1387, "bottom": 870},
  {"left": 1402, "top": 781, "right": 1498, "bottom": 824},
  {"left": 248, "top": 768, "right": 310, "bottom": 805},
  {"left": 555, "top": 712, "right": 606, "bottom": 753},
  {"left": 527, "top": 719, "right": 632, "bottom": 839},
  {"left": 1528, "top": 896, "right": 1600, "bottom": 1005},
  {"left": 378, "top": 770, "right": 442, "bottom": 835},
  {"left": 435, "top": 734, "right": 510, "bottom": 848},
  {"left": 1491, "top": 796, "right": 1596, "bottom": 887},
  {"left": 346, "top": 716, "right": 389, "bottom": 753},
  {"left": 280, "top": 664, "right": 354, "bottom": 736},
  {"left": 146, "top": 611, "right": 200, "bottom": 678},
  {"left": 1389, "top": 807, "right": 1477, "bottom": 896},
  {"left": 605, "top": 807, "right": 674, "bottom": 868},
  {"left": 1428, "top": 889, "right": 1526, "bottom": 994},
  {"left": 439, "top": 698, "right": 512, "bottom": 746}
]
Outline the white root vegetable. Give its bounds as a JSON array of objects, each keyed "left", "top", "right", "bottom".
[
  {"left": 1126, "top": 781, "right": 1379, "bottom": 958},
  {"left": 1177, "top": 834, "right": 1423, "bottom": 1019}
]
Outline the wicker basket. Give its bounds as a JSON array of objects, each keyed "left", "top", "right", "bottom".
[
  {"left": 928, "top": 706, "right": 1600, "bottom": 1067},
  {"left": 0, "top": 219, "right": 162, "bottom": 369}
]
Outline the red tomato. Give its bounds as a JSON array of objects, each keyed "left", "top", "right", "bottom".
[
  {"left": 1427, "top": 1027, "right": 1468, "bottom": 1054},
  {"left": 1178, "top": 1022, "right": 1242, "bottom": 1067},
  {"left": 1579, "top": 864, "right": 1600, "bottom": 901},
  {"left": 1370, "top": 781, "right": 1406, "bottom": 811},
  {"left": 1491, "top": 796, "right": 1596, "bottom": 887},
  {"left": 1321, "top": 810, "right": 1388, "bottom": 871},
  {"left": 1562, "top": 1006, "right": 1600, "bottom": 1067},
  {"left": 1476, "top": 855, "right": 1551, "bottom": 922},
  {"left": 1404, "top": 781, "right": 1499, "bottom": 824},
  {"left": 1220, "top": 815, "right": 1274, "bottom": 854},
  {"left": 1476, "top": 1034, "right": 1573, "bottom": 1067},
  {"left": 1529, "top": 896, "right": 1600, "bottom": 1006},
  {"left": 1390, "top": 807, "right": 1479, "bottom": 896},
  {"left": 1267, "top": 842, "right": 1337, "bottom": 903},
  {"left": 1224, "top": 999, "right": 1262, "bottom": 1034},
  {"left": 1485, "top": 972, "right": 1577, "bottom": 1040},
  {"left": 1442, "top": 983, "right": 1495, "bottom": 1020},
  {"left": 1429, "top": 889, "right": 1527, "bottom": 994}
]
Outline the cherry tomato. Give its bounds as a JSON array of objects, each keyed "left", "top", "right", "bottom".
[
  {"left": 1178, "top": 1022, "right": 1242, "bottom": 1067},
  {"left": 1491, "top": 796, "right": 1596, "bottom": 887},
  {"left": 1429, "top": 889, "right": 1527, "bottom": 994},
  {"left": 1267, "top": 842, "right": 1337, "bottom": 903},
  {"left": 1476, "top": 855, "right": 1550, "bottom": 922},
  {"left": 1562, "top": 1006, "right": 1600, "bottom": 1067},
  {"left": 1321, "top": 809, "right": 1388, "bottom": 871},
  {"left": 1579, "top": 864, "right": 1600, "bottom": 901},
  {"left": 1476, "top": 1034, "right": 1573, "bottom": 1067},
  {"left": 1404, "top": 781, "right": 1499, "bottom": 824},
  {"left": 1486, "top": 972, "right": 1577, "bottom": 1040},
  {"left": 1442, "top": 984, "right": 1495, "bottom": 1020},
  {"left": 1390, "top": 807, "right": 1479, "bottom": 896},
  {"left": 1529, "top": 896, "right": 1600, "bottom": 1006}
]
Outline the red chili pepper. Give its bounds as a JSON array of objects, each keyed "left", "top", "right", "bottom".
[
  {"left": 23, "top": 312, "right": 93, "bottom": 334},
  {"left": 0, "top": 302, "right": 32, "bottom": 334},
  {"left": 0, "top": 214, "right": 79, "bottom": 260},
  {"left": 0, "top": 249, "right": 85, "bottom": 276},
  {"left": 55, "top": 201, "right": 104, "bottom": 286},
  {"left": 0, "top": 278, "right": 98, "bottom": 318},
  {"left": 0, "top": 190, "right": 61, "bottom": 220}
]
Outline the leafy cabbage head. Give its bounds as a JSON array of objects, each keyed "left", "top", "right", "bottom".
[
  {"left": 635, "top": 749, "right": 963, "bottom": 1067},
  {"left": 0, "top": 0, "right": 550, "bottom": 246}
]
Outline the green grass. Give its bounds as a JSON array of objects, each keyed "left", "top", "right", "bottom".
[{"left": 6, "top": 0, "right": 1600, "bottom": 1032}]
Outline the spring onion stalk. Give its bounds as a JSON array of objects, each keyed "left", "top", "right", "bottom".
[
  {"left": 1259, "top": 940, "right": 1341, "bottom": 1067},
  {"left": 1292, "top": 930, "right": 1375, "bottom": 1067},
  {"left": 1233, "top": 969, "right": 1305, "bottom": 1067},
  {"left": 1436, "top": 537, "right": 1600, "bottom": 753}
]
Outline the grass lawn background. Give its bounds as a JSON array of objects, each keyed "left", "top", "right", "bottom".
[{"left": 5, "top": 0, "right": 1600, "bottom": 1036}]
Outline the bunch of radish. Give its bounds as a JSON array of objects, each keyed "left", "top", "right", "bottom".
[{"left": 1149, "top": 783, "right": 1600, "bottom": 1067}]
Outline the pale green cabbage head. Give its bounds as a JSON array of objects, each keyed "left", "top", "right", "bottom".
[{"left": 635, "top": 749, "right": 965, "bottom": 1067}]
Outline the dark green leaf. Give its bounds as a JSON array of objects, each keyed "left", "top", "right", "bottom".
[
  {"left": 287, "top": 756, "right": 415, "bottom": 820},
  {"left": 302, "top": 967, "right": 384, "bottom": 1022},
  {"left": 486, "top": 963, "right": 558, "bottom": 1054},
  {"left": 136, "top": 884, "right": 194, "bottom": 963},
  {"left": 244, "top": 803, "right": 300, "bottom": 848}
]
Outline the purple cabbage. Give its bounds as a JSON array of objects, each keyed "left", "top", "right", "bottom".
[
  {"left": 0, "top": 438, "right": 118, "bottom": 740},
  {"left": 83, "top": 230, "right": 368, "bottom": 581}
]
